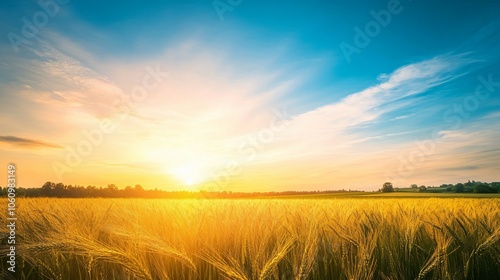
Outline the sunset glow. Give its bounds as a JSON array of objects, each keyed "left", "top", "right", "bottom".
[
  {"left": 169, "top": 163, "right": 206, "bottom": 187},
  {"left": 0, "top": 0, "right": 499, "bottom": 191}
]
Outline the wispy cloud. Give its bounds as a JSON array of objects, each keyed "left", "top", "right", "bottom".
[
  {"left": 261, "top": 54, "right": 470, "bottom": 160},
  {"left": 382, "top": 112, "right": 500, "bottom": 186},
  {"left": 0, "top": 135, "right": 62, "bottom": 149}
]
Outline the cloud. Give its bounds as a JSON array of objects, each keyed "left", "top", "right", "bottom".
[
  {"left": 391, "top": 114, "right": 415, "bottom": 121},
  {"left": 0, "top": 136, "right": 62, "bottom": 149},
  {"left": 258, "top": 54, "right": 471, "bottom": 161},
  {"left": 382, "top": 112, "right": 500, "bottom": 186},
  {"left": 22, "top": 40, "right": 125, "bottom": 117},
  {"left": 437, "top": 166, "right": 479, "bottom": 171},
  {"left": 298, "top": 54, "right": 466, "bottom": 125}
]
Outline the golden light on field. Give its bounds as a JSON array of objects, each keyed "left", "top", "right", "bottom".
[{"left": 3, "top": 197, "right": 499, "bottom": 279}]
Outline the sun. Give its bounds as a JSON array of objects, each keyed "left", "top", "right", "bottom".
[{"left": 169, "top": 163, "right": 205, "bottom": 187}]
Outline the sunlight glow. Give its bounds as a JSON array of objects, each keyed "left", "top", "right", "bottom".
[{"left": 169, "top": 163, "right": 206, "bottom": 187}]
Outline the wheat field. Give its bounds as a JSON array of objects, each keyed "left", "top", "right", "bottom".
[{"left": 1, "top": 198, "right": 499, "bottom": 280}]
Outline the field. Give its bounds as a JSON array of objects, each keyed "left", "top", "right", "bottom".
[{"left": 1, "top": 197, "right": 499, "bottom": 280}]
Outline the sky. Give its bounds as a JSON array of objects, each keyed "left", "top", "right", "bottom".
[{"left": 0, "top": 0, "right": 499, "bottom": 191}]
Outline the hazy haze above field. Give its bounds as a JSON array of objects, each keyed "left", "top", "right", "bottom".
[{"left": 1, "top": 0, "right": 500, "bottom": 191}]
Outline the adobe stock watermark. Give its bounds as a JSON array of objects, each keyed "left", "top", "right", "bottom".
[
  {"left": 51, "top": 65, "right": 169, "bottom": 180},
  {"left": 339, "top": 0, "right": 404, "bottom": 63},
  {"left": 213, "top": 0, "right": 243, "bottom": 21},
  {"left": 385, "top": 74, "right": 500, "bottom": 183},
  {"left": 7, "top": 0, "right": 70, "bottom": 54},
  {"left": 6, "top": 164, "right": 17, "bottom": 273},
  {"left": 203, "top": 107, "right": 291, "bottom": 192}
]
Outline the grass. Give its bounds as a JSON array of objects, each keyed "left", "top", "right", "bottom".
[
  {"left": 260, "top": 192, "right": 500, "bottom": 199},
  {"left": 1, "top": 197, "right": 499, "bottom": 279},
  {"left": 360, "top": 192, "right": 500, "bottom": 198}
]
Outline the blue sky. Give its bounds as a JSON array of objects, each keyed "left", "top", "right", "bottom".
[{"left": 0, "top": 0, "right": 499, "bottom": 190}]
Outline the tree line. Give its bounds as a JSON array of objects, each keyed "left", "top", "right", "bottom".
[
  {"left": 1, "top": 180, "right": 498, "bottom": 198},
  {"left": 0, "top": 181, "right": 362, "bottom": 198},
  {"left": 381, "top": 180, "right": 500, "bottom": 193}
]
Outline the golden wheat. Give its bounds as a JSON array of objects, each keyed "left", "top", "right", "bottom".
[{"left": 0, "top": 198, "right": 499, "bottom": 279}]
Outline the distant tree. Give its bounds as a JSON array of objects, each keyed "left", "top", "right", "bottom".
[
  {"left": 440, "top": 184, "right": 448, "bottom": 189},
  {"left": 465, "top": 180, "right": 475, "bottom": 188},
  {"left": 474, "top": 183, "right": 496, "bottom": 193},
  {"left": 382, "top": 182, "right": 394, "bottom": 192},
  {"left": 419, "top": 185, "right": 427, "bottom": 192},
  {"left": 455, "top": 183, "right": 465, "bottom": 193},
  {"left": 411, "top": 184, "right": 418, "bottom": 189},
  {"left": 42, "top": 181, "right": 55, "bottom": 191},
  {"left": 492, "top": 182, "right": 500, "bottom": 193},
  {"left": 134, "top": 184, "right": 144, "bottom": 191}
]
